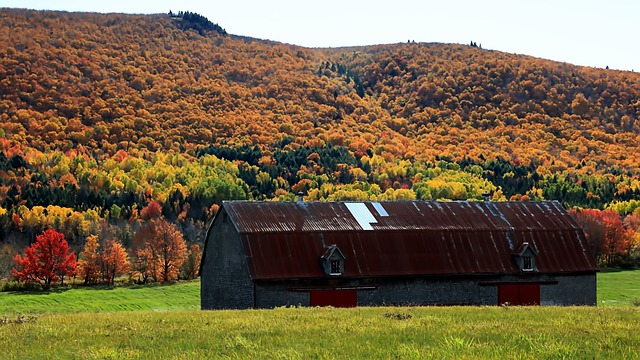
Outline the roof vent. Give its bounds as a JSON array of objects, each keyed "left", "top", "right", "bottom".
[
  {"left": 297, "top": 192, "right": 304, "bottom": 203},
  {"left": 482, "top": 191, "right": 491, "bottom": 203}
]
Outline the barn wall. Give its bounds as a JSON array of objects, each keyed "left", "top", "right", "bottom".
[
  {"left": 247, "top": 273, "right": 597, "bottom": 308},
  {"left": 255, "top": 283, "right": 310, "bottom": 308},
  {"left": 358, "top": 277, "right": 497, "bottom": 306},
  {"left": 540, "top": 273, "right": 597, "bottom": 306},
  {"left": 201, "top": 215, "right": 254, "bottom": 310},
  {"left": 252, "top": 277, "right": 499, "bottom": 308}
]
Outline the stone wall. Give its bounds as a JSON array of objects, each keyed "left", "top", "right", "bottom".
[
  {"left": 540, "top": 273, "right": 597, "bottom": 306},
  {"left": 245, "top": 273, "right": 597, "bottom": 308}
]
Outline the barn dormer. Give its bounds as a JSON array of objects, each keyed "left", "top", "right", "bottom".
[
  {"left": 321, "top": 245, "right": 346, "bottom": 276},
  {"left": 513, "top": 242, "right": 539, "bottom": 272}
]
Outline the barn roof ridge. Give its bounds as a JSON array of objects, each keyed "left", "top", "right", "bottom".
[{"left": 220, "top": 199, "right": 578, "bottom": 234}]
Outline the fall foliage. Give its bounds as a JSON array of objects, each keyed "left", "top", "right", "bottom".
[
  {"left": 78, "top": 235, "right": 101, "bottom": 285},
  {"left": 569, "top": 208, "right": 639, "bottom": 266},
  {"left": 11, "top": 229, "right": 77, "bottom": 289},
  {"left": 181, "top": 243, "right": 202, "bottom": 280},
  {"left": 78, "top": 235, "right": 130, "bottom": 285},
  {"left": 133, "top": 218, "right": 187, "bottom": 283},
  {"left": 100, "top": 239, "right": 130, "bottom": 285},
  {"left": 1, "top": 8, "right": 640, "bottom": 280}
]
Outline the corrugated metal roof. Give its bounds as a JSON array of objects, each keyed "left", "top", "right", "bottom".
[{"left": 219, "top": 200, "right": 597, "bottom": 279}]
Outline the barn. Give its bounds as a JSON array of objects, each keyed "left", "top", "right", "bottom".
[{"left": 200, "top": 200, "right": 597, "bottom": 309}]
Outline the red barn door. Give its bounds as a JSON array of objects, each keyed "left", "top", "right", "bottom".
[
  {"left": 310, "top": 289, "right": 357, "bottom": 307},
  {"left": 498, "top": 283, "right": 540, "bottom": 305}
]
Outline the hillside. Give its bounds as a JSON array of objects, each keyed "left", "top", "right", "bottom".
[{"left": 1, "top": 9, "right": 640, "bottom": 264}]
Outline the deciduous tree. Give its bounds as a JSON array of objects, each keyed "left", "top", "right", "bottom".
[
  {"left": 77, "top": 235, "right": 100, "bottom": 285},
  {"left": 181, "top": 243, "right": 202, "bottom": 280},
  {"left": 100, "top": 239, "right": 130, "bottom": 285},
  {"left": 135, "top": 218, "right": 187, "bottom": 283},
  {"left": 11, "top": 229, "right": 77, "bottom": 290}
]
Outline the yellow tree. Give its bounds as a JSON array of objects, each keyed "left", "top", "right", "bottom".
[{"left": 77, "top": 235, "right": 100, "bottom": 285}]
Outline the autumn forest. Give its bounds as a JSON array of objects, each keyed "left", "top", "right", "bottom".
[{"left": 1, "top": 9, "right": 640, "bottom": 283}]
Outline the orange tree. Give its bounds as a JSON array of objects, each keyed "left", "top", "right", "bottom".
[
  {"left": 181, "top": 243, "right": 202, "bottom": 280},
  {"left": 100, "top": 239, "right": 130, "bottom": 285},
  {"left": 12, "top": 229, "right": 77, "bottom": 290},
  {"left": 134, "top": 218, "right": 187, "bottom": 283}
]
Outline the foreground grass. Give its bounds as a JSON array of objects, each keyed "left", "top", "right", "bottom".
[
  {"left": 1, "top": 306, "right": 639, "bottom": 359},
  {"left": 1, "top": 272, "right": 639, "bottom": 358},
  {"left": 0, "top": 280, "right": 199, "bottom": 314},
  {"left": 598, "top": 269, "right": 640, "bottom": 306}
]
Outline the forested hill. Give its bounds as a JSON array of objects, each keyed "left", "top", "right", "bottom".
[{"left": 1, "top": 8, "right": 640, "bottom": 248}]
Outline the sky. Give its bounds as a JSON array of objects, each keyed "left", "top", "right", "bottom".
[{"left": 2, "top": 0, "right": 638, "bottom": 71}]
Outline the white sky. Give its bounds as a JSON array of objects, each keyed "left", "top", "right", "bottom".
[{"left": 1, "top": 0, "right": 638, "bottom": 71}]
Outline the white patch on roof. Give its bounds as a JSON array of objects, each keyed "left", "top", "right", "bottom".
[
  {"left": 345, "top": 203, "right": 377, "bottom": 230},
  {"left": 372, "top": 202, "right": 389, "bottom": 217}
]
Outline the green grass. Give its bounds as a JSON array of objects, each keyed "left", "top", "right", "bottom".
[
  {"left": 1, "top": 307, "right": 639, "bottom": 359},
  {"left": 1, "top": 271, "right": 639, "bottom": 359},
  {"left": 0, "top": 280, "right": 199, "bottom": 314},
  {"left": 598, "top": 269, "right": 640, "bottom": 306}
]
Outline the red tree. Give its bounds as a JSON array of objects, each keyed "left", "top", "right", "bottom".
[
  {"left": 12, "top": 229, "right": 77, "bottom": 290},
  {"left": 600, "top": 210, "right": 633, "bottom": 264},
  {"left": 570, "top": 208, "right": 633, "bottom": 265},
  {"left": 140, "top": 200, "right": 163, "bottom": 220},
  {"left": 569, "top": 208, "right": 606, "bottom": 262}
]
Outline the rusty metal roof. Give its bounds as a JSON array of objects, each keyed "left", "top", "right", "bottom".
[{"left": 219, "top": 200, "right": 597, "bottom": 280}]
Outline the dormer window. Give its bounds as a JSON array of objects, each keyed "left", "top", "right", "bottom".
[
  {"left": 513, "top": 242, "right": 539, "bottom": 273},
  {"left": 330, "top": 260, "right": 342, "bottom": 275},
  {"left": 321, "top": 245, "right": 346, "bottom": 276}
]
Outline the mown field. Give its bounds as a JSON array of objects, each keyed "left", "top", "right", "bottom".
[
  {"left": 0, "top": 272, "right": 638, "bottom": 359},
  {"left": 598, "top": 270, "right": 640, "bottom": 306},
  {"left": 0, "top": 280, "right": 200, "bottom": 314}
]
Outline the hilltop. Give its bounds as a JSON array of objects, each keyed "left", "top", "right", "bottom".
[{"left": 0, "top": 9, "right": 640, "bottom": 257}]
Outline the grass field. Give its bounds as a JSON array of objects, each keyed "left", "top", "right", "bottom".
[
  {"left": 0, "top": 272, "right": 639, "bottom": 359},
  {"left": 1, "top": 306, "right": 639, "bottom": 359},
  {"left": 597, "top": 269, "right": 640, "bottom": 306},
  {"left": 0, "top": 280, "right": 200, "bottom": 314}
]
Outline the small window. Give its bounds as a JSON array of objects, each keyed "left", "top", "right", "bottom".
[
  {"left": 330, "top": 260, "right": 341, "bottom": 275},
  {"left": 523, "top": 256, "right": 532, "bottom": 271},
  {"left": 321, "top": 244, "right": 346, "bottom": 276}
]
